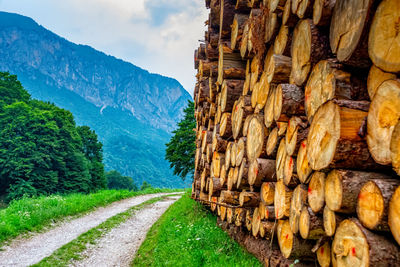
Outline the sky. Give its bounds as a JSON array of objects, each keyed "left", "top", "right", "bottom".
[{"left": 0, "top": 0, "right": 208, "bottom": 95}]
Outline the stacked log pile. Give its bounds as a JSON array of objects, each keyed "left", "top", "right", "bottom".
[{"left": 192, "top": 0, "right": 400, "bottom": 266}]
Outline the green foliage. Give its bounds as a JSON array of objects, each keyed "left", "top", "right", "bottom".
[
  {"left": 0, "top": 72, "right": 106, "bottom": 200},
  {"left": 165, "top": 100, "right": 196, "bottom": 180},
  {"left": 140, "top": 181, "right": 152, "bottom": 191},
  {"left": 133, "top": 192, "right": 262, "bottom": 266},
  {"left": 0, "top": 188, "right": 181, "bottom": 245},
  {"left": 106, "top": 170, "right": 137, "bottom": 191}
]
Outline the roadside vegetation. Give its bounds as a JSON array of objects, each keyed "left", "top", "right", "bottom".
[
  {"left": 0, "top": 188, "right": 181, "bottom": 245},
  {"left": 133, "top": 192, "right": 262, "bottom": 266}
]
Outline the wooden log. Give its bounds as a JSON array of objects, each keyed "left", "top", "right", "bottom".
[
  {"left": 230, "top": 142, "right": 237, "bottom": 167},
  {"left": 217, "top": 43, "right": 246, "bottom": 85},
  {"left": 226, "top": 167, "right": 235, "bottom": 190},
  {"left": 246, "top": 114, "right": 268, "bottom": 161},
  {"left": 225, "top": 142, "right": 232, "bottom": 170},
  {"left": 227, "top": 207, "right": 235, "bottom": 224},
  {"left": 212, "top": 135, "right": 228, "bottom": 152},
  {"left": 248, "top": 9, "right": 265, "bottom": 55},
  {"left": 276, "top": 139, "right": 287, "bottom": 181},
  {"left": 199, "top": 60, "right": 218, "bottom": 78},
  {"left": 368, "top": 79, "right": 400, "bottom": 165},
  {"left": 290, "top": 19, "right": 330, "bottom": 86},
  {"left": 285, "top": 117, "right": 308, "bottom": 156},
  {"left": 277, "top": 220, "right": 315, "bottom": 259},
  {"left": 219, "top": 164, "right": 227, "bottom": 186},
  {"left": 249, "top": 55, "right": 262, "bottom": 91},
  {"left": 220, "top": 205, "right": 227, "bottom": 221},
  {"left": 263, "top": 84, "right": 277, "bottom": 128},
  {"left": 235, "top": 0, "right": 252, "bottom": 12},
  {"left": 368, "top": 0, "right": 400, "bottom": 73},
  {"left": 209, "top": 177, "right": 223, "bottom": 200},
  {"left": 219, "top": 112, "right": 233, "bottom": 138},
  {"left": 251, "top": 72, "right": 272, "bottom": 113},
  {"left": 389, "top": 185, "right": 400, "bottom": 246},
  {"left": 232, "top": 95, "right": 253, "bottom": 139},
  {"left": 246, "top": 209, "right": 253, "bottom": 231},
  {"left": 274, "top": 24, "right": 292, "bottom": 57},
  {"left": 237, "top": 158, "right": 249, "bottom": 189},
  {"left": 316, "top": 240, "right": 331, "bottom": 267},
  {"left": 220, "top": 190, "right": 240, "bottom": 205},
  {"left": 307, "top": 101, "right": 380, "bottom": 171},
  {"left": 325, "top": 169, "right": 392, "bottom": 214},
  {"left": 242, "top": 114, "right": 252, "bottom": 137},
  {"left": 304, "top": 59, "right": 368, "bottom": 122},
  {"left": 296, "top": 140, "right": 312, "bottom": 183},
  {"left": 283, "top": 155, "right": 299, "bottom": 187},
  {"left": 242, "top": 60, "right": 251, "bottom": 95},
  {"left": 235, "top": 137, "right": 246, "bottom": 166},
  {"left": 265, "top": 127, "right": 282, "bottom": 158},
  {"left": 282, "top": 0, "right": 299, "bottom": 27},
  {"left": 248, "top": 158, "right": 276, "bottom": 187},
  {"left": 252, "top": 207, "right": 261, "bottom": 237},
  {"left": 274, "top": 84, "right": 304, "bottom": 122},
  {"left": 209, "top": 0, "right": 221, "bottom": 30},
  {"left": 291, "top": 0, "right": 313, "bottom": 19},
  {"left": 206, "top": 144, "right": 213, "bottom": 164},
  {"left": 240, "top": 22, "right": 250, "bottom": 59},
  {"left": 239, "top": 191, "right": 260, "bottom": 207},
  {"left": 205, "top": 42, "right": 219, "bottom": 61},
  {"left": 332, "top": 218, "right": 400, "bottom": 267},
  {"left": 211, "top": 151, "right": 225, "bottom": 178},
  {"left": 221, "top": 79, "right": 244, "bottom": 112},
  {"left": 231, "top": 13, "right": 249, "bottom": 50},
  {"left": 260, "top": 182, "right": 275, "bottom": 206},
  {"left": 266, "top": 0, "right": 286, "bottom": 14},
  {"left": 313, "top": 0, "right": 335, "bottom": 26},
  {"left": 259, "top": 201, "right": 275, "bottom": 220},
  {"left": 289, "top": 184, "right": 307, "bottom": 234},
  {"left": 235, "top": 207, "right": 246, "bottom": 226},
  {"left": 367, "top": 65, "right": 396, "bottom": 100},
  {"left": 307, "top": 172, "right": 325, "bottom": 213},
  {"left": 264, "top": 11, "right": 279, "bottom": 43},
  {"left": 264, "top": 53, "right": 292, "bottom": 84},
  {"left": 219, "top": 0, "right": 236, "bottom": 40},
  {"left": 329, "top": 0, "right": 376, "bottom": 67},
  {"left": 274, "top": 180, "right": 293, "bottom": 219},
  {"left": 299, "top": 206, "right": 325, "bottom": 240},
  {"left": 201, "top": 130, "right": 213, "bottom": 152},
  {"left": 259, "top": 220, "right": 276, "bottom": 240},
  {"left": 357, "top": 179, "right": 400, "bottom": 231},
  {"left": 210, "top": 196, "right": 218, "bottom": 212},
  {"left": 323, "top": 205, "right": 343, "bottom": 237}
]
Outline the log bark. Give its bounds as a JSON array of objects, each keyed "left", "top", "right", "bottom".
[
  {"left": 325, "top": 169, "right": 392, "bottom": 214},
  {"left": 259, "top": 220, "right": 276, "bottom": 241},
  {"left": 357, "top": 179, "right": 400, "bottom": 231},
  {"left": 296, "top": 140, "right": 312, "bottom": 183},
  {"left": 274, "top": 180, "right": 293, "bottom": 219},
  {"left": 212, "top": 135, "right": 228, "bottom": 152},
  {"left": 239, "top": 191, "right": 260, "bottom": 207},
  {"left": 289, "top": 184, "right": 307, "bottom": 234},
  {"left": 248, "top": 158, "right": 276, "bottom": 186},
  {"left": 199, "top": 60, "right": 218, "bottom": 78},
  {"left": 307, "top": 101, "right": 382, "bottom": 171},
  {"left": 305, "top": 59, "right": 368, "bottom": 122},
  {"left": 329, "top": 0, "right": 376, "bottom": 67},
  {"left": 209, "top": 0, "right": 221, "bottom": 30},
  {"left": 265, "top": 53, "right": 292, "bottom": 84},
  {"left": 220, "top": 79, "right": 244, "bottom": 112},
  {"left": 290, "top": 19, "right": 330, "bottom": 86},
  {"left": 299, "top": 206, "right": 325, "bottom": 239},
  {"left": 307, "top": 172, "right": 326, "bottom": 213},
  {"left": 261, "top": 182, "right": 275, "bottom": 206},
  {"left": 274, "top": 84, "right": 304, "bottom": 122},
  {"left": 259, "top": 201, "right": 275, "bottom": 220},
  {"left": 220, "top": 190, "right": 241, "bottom": 205},
  {"left": 209, "top": 177, "right": 223, "bottom": 199},
  {"left": 389, "top": 185, "right": 400, "bottom": 246},
  {"left": 368, "top": 79, "right": 400, "bottom": 165},
  {"left": 313, "top": 0, "right": 336, "bottom": 26},
  {"left": 217, "top": 43, "right": 246, "bottom": 85},
  {"left": 332, "top": 218, "right": 400, "bottom": 267},
  {"left": 219, "top": 0, "right": 236, "bottom": 40},
  {"left": 277, "top": 220, "right": 315, "bottom": 259}
]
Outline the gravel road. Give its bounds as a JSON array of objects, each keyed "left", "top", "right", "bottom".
[
  {"left": 0, "top": 192, "right": 180, "bottom": 267},
  {"left": 71, "top": 195, "right": 181, "bottom": 267}
]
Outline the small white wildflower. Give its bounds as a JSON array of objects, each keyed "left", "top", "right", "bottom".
[{"left": 196, "top": 238, "right": 201, "bottom": 240}]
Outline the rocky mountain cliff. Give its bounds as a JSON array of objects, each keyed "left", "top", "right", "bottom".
[{"left": 0, "top": 11, "right": 192, "bottom": 188}]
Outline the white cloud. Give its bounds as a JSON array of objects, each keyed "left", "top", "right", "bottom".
[{"left": 0, "top": 0, "right": 208, "bottom": 94}]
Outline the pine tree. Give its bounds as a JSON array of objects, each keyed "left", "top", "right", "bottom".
[{"left": 165, "top": 100, "right": 196, "bottom": 180}]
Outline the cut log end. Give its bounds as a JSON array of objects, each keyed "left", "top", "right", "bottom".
[
  {"left": 308, "top": 172, "right": 326, "bottom": 213},
  {"left": 317, "top": 241, "right": 331, "bottom": 267},
  {"left": 357, "top": 181, "right": 385, "bottom": 231},
  {"left": 297, "top": 140, "right": 312, "bottom": 183},
  {"left": 323, "top": 205, "right": 337, "bottom": 237},
  {"left": 277, "top": 220, "right": 294, "bottom": 259},
  {"left": 389, "top": 185, "right": 400, "bottom": 246}
]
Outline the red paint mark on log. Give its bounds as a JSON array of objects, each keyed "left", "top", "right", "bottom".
[
  {"left": 320, "top": 247, "right": 324, "bottom": 254},
  {"left": 352, "top": 247, "right": 356, "bottom": 256}
]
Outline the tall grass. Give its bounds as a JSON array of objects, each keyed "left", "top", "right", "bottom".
[
  {"left": 133, "top": 192, "right": 262, "bottom": 266},
  {"left": 0, "top": 188, "right": 181, "bottom": 245}
]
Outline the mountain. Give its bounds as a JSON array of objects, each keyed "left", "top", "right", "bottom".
[{"left": 0, "top": 11, "right": 192, "bottom": 188}]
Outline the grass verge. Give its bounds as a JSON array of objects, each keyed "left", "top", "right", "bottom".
[
  {"left": 0, "top": 188, "right": 182, "bottom": 245},
  {"left": 132, "top": 192, "right": 262, "bottom": 267},
  {"left": 32, "top": 194, "right": 180, "bottom": 267}
]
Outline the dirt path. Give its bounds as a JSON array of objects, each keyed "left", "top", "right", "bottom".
[
  {"left": 0, "top": 192, "right": 180, "bottom": 267},
  {"left": 71, "top": 195, "right": 180, "bottom": 267}
]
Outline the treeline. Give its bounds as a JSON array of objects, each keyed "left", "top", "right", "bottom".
[{"left": 0, "top": 72, "right": 145, "bottom": 201}]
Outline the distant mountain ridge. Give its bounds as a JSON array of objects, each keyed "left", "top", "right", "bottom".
[{"left": 0, "top": 11, "right": 191, "bottom": 188}]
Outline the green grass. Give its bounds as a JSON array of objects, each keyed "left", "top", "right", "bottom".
[
  {"left": 0, "top": 188, "right": 182, "bottom": 245},
  {"left": 133, "top": 192, "right": 262, "bottom": 267},
  {"left": 33, "top": 194, "right": 180, "bottom": 267}
]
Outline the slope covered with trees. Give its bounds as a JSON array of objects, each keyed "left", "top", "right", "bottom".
[{"left": 0, "top": 72, "right": 106, "bottom": 200}]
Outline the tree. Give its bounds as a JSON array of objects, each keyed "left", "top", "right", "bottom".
[
  {"left": 106, "top": 170, "right": 137, "bottom": 191},
  {"left": 165, "top": 100, "right": 196, "bottom": 180},
  {"left": 140, "top": 181, "right": 152, "bottom": 191}
]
